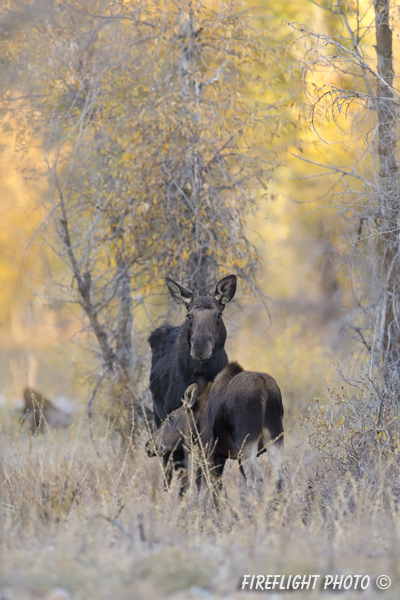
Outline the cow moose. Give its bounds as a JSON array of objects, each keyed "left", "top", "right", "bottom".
[
  {"left": 148, "top": 274, "right": 237, "bottom": 488},
  {"left": 146, "top": 361, "right": 285, "bottom": 502}
]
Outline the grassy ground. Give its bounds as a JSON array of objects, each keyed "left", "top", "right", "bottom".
[
  {"left": 0, "top": 296, "right": 397, "bottom": 600},
  {"left": 1, "top": 408, "right": 399, "bottom": 600}
]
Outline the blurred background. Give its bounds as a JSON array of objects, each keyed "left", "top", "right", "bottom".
[
  {"left": 0, "top": 0, "right": 398, "bottom": 470},
  {"left": 1, "top": 3, "right": 400, "bottom": 599},
  {"left": 0, "top": 0, "right": 369, "bottom": 430}
]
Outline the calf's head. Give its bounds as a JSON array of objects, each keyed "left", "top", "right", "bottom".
[
  {"left": 146, "top": 384, "right": 200, "bottom": 457},
  {"left": 165, "top": 274, "right": 236, "bottom": 361}
]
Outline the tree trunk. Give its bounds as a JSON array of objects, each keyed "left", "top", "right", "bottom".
[
  {"left": 115, "top": 250, "right": 132, "bottom": 377},
  {"left": 373, "top": 0, "right": 400, "bottom": 390},
  {"left": 177, "top": 4, "right": 215, "bottom": 295}
]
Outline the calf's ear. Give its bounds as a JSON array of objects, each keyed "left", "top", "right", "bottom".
[
  {"left": 214, "top": 274, "right": 237, "bottom": 305},
  {"left": 165, "top": 277, "right": 193, "bottom": 306},
  {"left": 183, "top": 383, "right": 199, "bottom": 409}
]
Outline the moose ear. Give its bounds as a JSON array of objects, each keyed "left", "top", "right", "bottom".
[
  {"left": 165, "top": 277, "right": 194, "bottom": 306},
  {"left": 182, "top": 383, "right": 199, "bottom": 409},
  {"left": 214, "top": 274, "right": 237, "bottom": 305}
]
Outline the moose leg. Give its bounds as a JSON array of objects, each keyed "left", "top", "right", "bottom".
[
  {"left": 263, "top": 429, "right": 285, "bottom": 494},
  {"left": 267, "top": 443, "right": 285, "bottom": 494},
  {"left": 160, "top": 448, "right": 188, "bottom": 494},
  {"left": 172, "top": 447, "right": 189, "bottom": 495},
  {"left": 162, "top": 451, "right": 174, "bottom": 488},
  {"left": 240, "top": 442, "right": 264, "bottom": 501},
  {"left": 211, "top": 453, "right": 226, "bottom": 494},
  {"left": 238, "top": 462, "right": 249, "bottom": 505},
  {"left": 201, "top": 452, "right": 226, "bottom": 509}
]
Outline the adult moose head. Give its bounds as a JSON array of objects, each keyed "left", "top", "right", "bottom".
[
  {"left": 165, "top": 274, "right": 237, "bottom": 363},
  {"left": 148, "top": 274, "right": 236, "bottom": 490}
]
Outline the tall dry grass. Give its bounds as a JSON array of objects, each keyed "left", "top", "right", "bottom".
[{"left": 1, "top": 396, "right": 400, "bottom": 600}]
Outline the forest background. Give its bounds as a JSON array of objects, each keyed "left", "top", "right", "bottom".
[{"left": 0, "top": 1, "right": 400, "bottom": 599}]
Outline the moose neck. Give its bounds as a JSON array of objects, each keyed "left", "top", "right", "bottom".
[{"left": 184, "top": 384, "right": 213, "bottom": 451}]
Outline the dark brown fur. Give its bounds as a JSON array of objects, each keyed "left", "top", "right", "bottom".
[
  {"left": 147, "top": 275, "right": 236, "bottom": 490},
  {"left": 148, "top": 275, "right": 237, "bottom": 423},
  {"left": 146, "top": 362, "right": 285, "bottom": 500}
]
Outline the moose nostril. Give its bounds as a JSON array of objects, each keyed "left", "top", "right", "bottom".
[{"left": 145, "top": 440, "right": 156, "bottom": 456}]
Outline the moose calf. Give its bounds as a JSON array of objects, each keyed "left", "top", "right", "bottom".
[{"left": 146, "top": 362, "right": 285, "bottom": 502}]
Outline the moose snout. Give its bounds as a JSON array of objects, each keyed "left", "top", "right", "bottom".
[
  {"left": 190, "top": 337, "right": 213, "bottom": 361},
  {"left": 145, "top": 437, "right": 158, "bottom": 457},
  {"left": 146, "top": 432, "right": 168, "bottom": 456}
]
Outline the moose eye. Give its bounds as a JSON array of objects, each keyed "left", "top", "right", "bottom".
[
  {"left": 186, "top": 313, "right": 193, "bottom": 322},
  {"left": 168, "top": 414, "right": 175, "bottom": 423}
]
